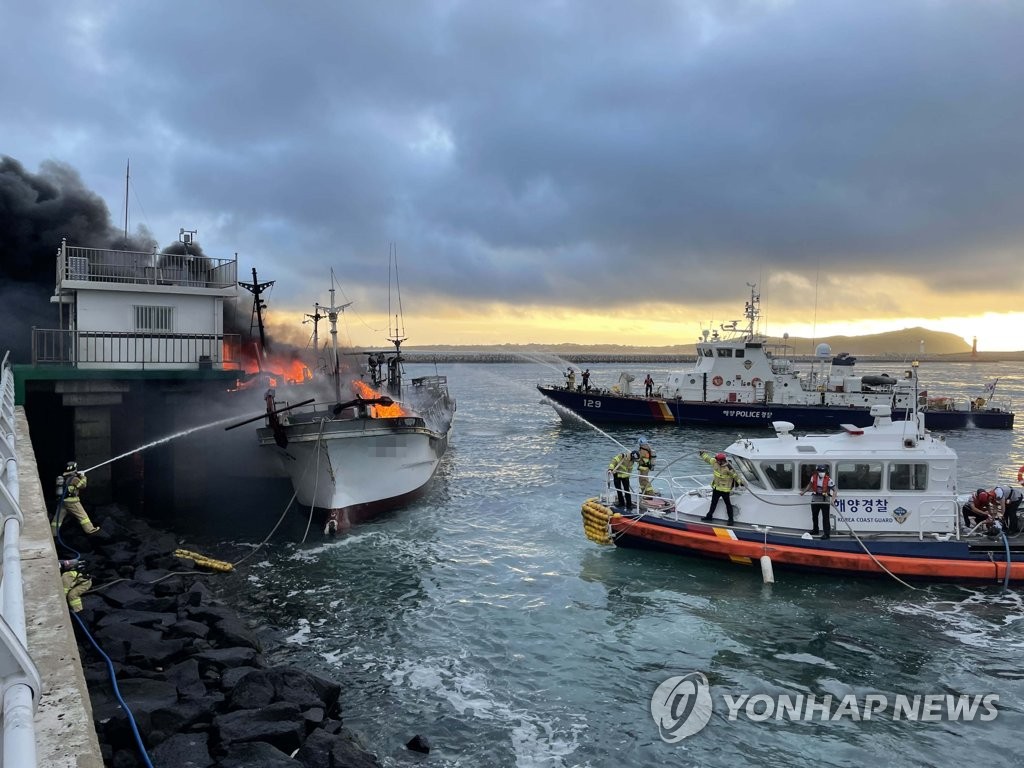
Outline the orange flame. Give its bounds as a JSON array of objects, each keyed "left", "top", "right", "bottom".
[
  {"left": 352, "top": 379, "right": 409, "bottom": 418},
  {"left": 242, "top": 351, "right": 311, "bottom": 387}
]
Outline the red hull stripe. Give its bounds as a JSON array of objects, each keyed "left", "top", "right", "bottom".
[
  {"left": 610, "top": 519, "right": 1023, "bottom": 581},
  {"left": 647, "top": 399, "right": 674, "bottom": 421}
]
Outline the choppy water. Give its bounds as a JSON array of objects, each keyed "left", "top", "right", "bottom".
[{"left": 199, "top": 361, "right": 1024, "bottom": 767}]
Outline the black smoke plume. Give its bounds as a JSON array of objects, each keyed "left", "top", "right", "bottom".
[{"left": 0, "top": 156, "right": 249, "bottom": 362}]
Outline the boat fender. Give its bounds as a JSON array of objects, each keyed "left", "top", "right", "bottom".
[
  {"left": 712, "top": 376, "right": 724, "bottom": 386},
  {"left": 760, "top": 555, "right": 775, "bottom": 584}
]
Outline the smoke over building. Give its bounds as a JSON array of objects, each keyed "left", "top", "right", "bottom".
[{"left": 0, "top": 155, "right": 249, "bottom": 362}]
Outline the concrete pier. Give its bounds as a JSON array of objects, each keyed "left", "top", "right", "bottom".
[{"left": 16, "top": 406, "right": 103, "bottom": 768}]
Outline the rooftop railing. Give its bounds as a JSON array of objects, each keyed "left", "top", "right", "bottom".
[
  {"left": 55, "top": 240, "right": 237, "bottom": 291},
  {"left": 31, "top": 329, "right": 243, "bottom": 370},
  {"left": 0, "top": 351, "right": 42, "bottom": 767}
]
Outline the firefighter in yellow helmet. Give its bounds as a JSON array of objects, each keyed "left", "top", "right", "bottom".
[
  {"left": 60, "top": 559, "right": 92, "bottom": 613},
  {"left": 53, "top": 461, "right": 100, "bottom": 536}
]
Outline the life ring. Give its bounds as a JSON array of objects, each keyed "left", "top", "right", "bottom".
[
  {"left": 751, "top": 377, "right": 762, "bottom": 387},
  {"left": 1018, "top": 465, "right": 1024, "bottom": 483},
  {"left": 712, "top": 376, "right": 724, "bottom": 387}
]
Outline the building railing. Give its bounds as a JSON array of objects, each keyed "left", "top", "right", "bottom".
[
  {"left": 31, "top": 329, "right": 243, "bottom": 370},
  {"left": 55, "top": 240, "right": 237, "bottom": 291},
  {"left": 0, "top": 350, "right": 42, "bottom": 767}
]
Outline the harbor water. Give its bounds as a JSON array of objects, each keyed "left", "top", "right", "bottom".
[{"left": 192, "top": 361, "right": 1024, "bottom": 767}]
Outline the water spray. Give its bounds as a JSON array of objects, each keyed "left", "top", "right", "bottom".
[
  {"left": 541, "top": 395, "right": 626, "bottom": 450},
  {"left": 81, "top": 412, "right": 263, "bottom": 474}
]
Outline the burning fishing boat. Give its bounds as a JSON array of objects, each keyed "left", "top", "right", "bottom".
[{"left": 254, "top": 279, "right": 456, "bottom": 531}]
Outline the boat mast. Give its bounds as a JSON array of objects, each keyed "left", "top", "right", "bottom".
[
  {"left": 325, "top": 284, "right": 353, "bottom": 404},
  {"left": 304, "top": 302, "right": 324, "bottom": 353},
  {"left": 238, "top": 267, "right": 275, "bottom": 354},
  {"left": 742, "top": 282, "right": 760, "bottom": 341},
  {"left": 387, "top": 243, "right": 407, "bottom": 396}
]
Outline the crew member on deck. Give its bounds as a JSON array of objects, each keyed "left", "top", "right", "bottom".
[
  {"left": 565, "top": 368, "right": 576, "bottom": 391},
  {"left": 581, "top": 369, "right": 591, "bottom": 392},
  {"left": 608, "top": 450, "right": 639, "bottom": 509},
  {"left": 644, "top": 374, "right": 654, "bottom": 397},
  {"left": 800, "top": 464, "right": 835, "bottom": 540},
  {"left": 991, "top": 485, "right": 1024, "bottom": 534},
  {"left": 699, "top": 450, "right": 743, "bottom": 524},
  {"left": 962, "top": 489, "right": 995, "bottom": 530}
]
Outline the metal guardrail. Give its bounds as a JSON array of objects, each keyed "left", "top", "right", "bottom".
[
  {"left": 0, "top": 351, "right": 42, "bottom": 767},
  {"left": 55, "top": 240, "right": 237, "bottom": 290},
  {"left": 31, "top": 329, "right": 242, "bottom": 369}
]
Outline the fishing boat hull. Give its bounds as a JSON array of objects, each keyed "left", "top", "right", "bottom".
[
  {"left": 257, "top": 413, "right": 451, "bottom": 516},
  {"left": 599, "top": 508, "right": 1024, "bottom": 584},
  {"left": 539, "top": 385, "right": 1014, "bottom": 430}
]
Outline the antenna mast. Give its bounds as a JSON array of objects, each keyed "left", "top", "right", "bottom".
[{"left": 123, "top": 159, "right": 130, "bottom": 241}]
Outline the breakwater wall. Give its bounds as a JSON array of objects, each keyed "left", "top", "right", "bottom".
[{"left": 400, "top": 352, "right": 1022, "bottom": 365}]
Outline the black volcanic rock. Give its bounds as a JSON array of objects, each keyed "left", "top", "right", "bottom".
[{"left": 66, "top": 502, "right": 381, "bottom": 766}]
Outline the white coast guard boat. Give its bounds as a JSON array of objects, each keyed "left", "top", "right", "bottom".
[
  {"left": 541, "top": 284, "right": 1014, "bottom": 430},
  {"left": 255, "top": 283, "right": 455, "bottom": 530},
  {"left": 581, "top": 382, "right": 1024, "bottom": 584}
]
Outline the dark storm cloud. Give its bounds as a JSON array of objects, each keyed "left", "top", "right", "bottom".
[{"left": 2, "top": 0, "right": 1023, "bottom": 322}]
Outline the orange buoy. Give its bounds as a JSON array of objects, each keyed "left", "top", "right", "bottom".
[
  {"left": 1018, "top": 465, "right": 1024, "bottom": 483},
  {"left": 712, "top": 375, "right": 724, "bottom": 386}
]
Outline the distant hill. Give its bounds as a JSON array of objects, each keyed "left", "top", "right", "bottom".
[{"left": 406, "top": 326, "right": 977, "bottom": 358}]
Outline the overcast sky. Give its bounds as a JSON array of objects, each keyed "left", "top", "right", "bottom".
[{"left": 3, "top": 0, "right": 1024, "bottom": 350}]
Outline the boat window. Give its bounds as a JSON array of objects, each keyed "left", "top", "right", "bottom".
[
  {"left": 735, "top": 349, "right": 745, "bottom": 358},
  {"left": 888, "top": 463, "right": 928, "bottom": 491},
  {"left": 717, "top": 349, "right": 733, "bottom": 358},
  {"left": 837, "top": 461, "right": 882, "bottom": 491},
  {"left": 798, "top": 463, "right": 824, "bottom": 488},
  {"left": 733, "top": 457, "right": 763, "bottom": 489},
  {"left": 760, "top": 461, "right": 794, "bottom": 490}
]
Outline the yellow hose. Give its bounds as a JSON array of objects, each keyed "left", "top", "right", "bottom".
[{"left": 174, "top": 548, "right": 235, "bottom": 572}]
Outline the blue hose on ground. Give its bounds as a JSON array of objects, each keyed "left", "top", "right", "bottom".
[
  {"left": 55, "top": 489, "right": 152, "bottom": 764},
  {"left": 70, "top": 611, "right": 155, "bottom": 768}
]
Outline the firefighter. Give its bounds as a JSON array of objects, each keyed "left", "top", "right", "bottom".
[
  {"left": 54, "top": 461, "right": 100, "bottom": 535},
  {"left": 699, "top": 450, "right": 743, "bottom": 524},
  {"left": 637, "top": 438, "right": 656, "bottom": 502},
  {"left": 60, "top": 559, "right": 92, "bottom": 613},
  {"left": 608, "top": 450, "right": 640, "bottom": 509}
]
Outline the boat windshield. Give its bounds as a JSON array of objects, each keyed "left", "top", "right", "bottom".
[{"left": 733, "top": 456, "right": 764, "bottom": 489}]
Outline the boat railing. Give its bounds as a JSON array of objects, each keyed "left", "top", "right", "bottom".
[
  {"left": 55, "top": 240, "right": 237, "bottom": 291},
  {"left": 0, "top": 351, "right": 43, "bottom": 767},
  {"left": 913, "top": 497, "right": 963, "bottom": 540},
  {"left": 31, "top": 328, "right": 242, "bottom": 370}
]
